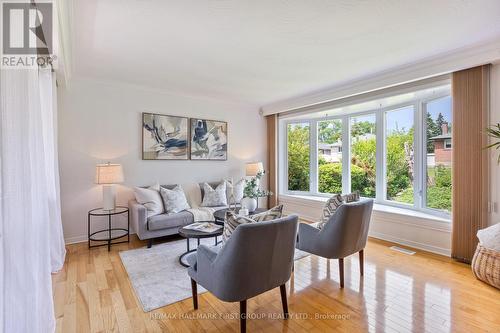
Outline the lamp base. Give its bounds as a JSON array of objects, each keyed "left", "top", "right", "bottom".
[{"left": 102, "top": 185, "right": 116, "bottom": 210}]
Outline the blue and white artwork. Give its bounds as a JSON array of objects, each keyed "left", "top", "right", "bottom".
[
  {"left": 190, "top": 119, "right": 227, "bottom": 160},
  {"left": 142, "top": 113, "right": 189, "bottom": 160}
]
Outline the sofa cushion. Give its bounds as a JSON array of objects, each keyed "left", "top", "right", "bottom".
[
  {"left": 225, "top": 178, "right": 246, "bottom": 204},
  {"left": 147, "top": 211, "right": 194, "bottom": 231},
  {"left": 160, "top": 185, "right": 191, "bottom": 214},
  {"left": 201, "top": 182, "right": 228, "bottom": 207},
  {"left": 134, "top": 184, "right": 164, "bottom": 217}
]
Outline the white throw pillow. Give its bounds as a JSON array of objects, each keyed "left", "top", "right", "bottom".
[
  {"left": 225, "top": 178, "right": 246, "bottom": 204},
  {"left": 160, "top": 185, "right": 191, "bottom": 214},
  {"left": 133, "top": 184, "right": 163, "bottom": 217},
  {"left": 201, "top": 182, "right": 228, "bottom": 207}
]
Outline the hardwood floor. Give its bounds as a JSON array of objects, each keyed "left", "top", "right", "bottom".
[{"left": 52, "top": 236, "right": 500, "bottom": 333}]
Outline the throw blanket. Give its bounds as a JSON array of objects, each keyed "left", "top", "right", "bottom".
[{"left": 187, "top": 207, "right": 216, "bottom": 222}]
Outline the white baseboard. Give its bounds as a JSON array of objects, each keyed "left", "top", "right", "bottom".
[
  {"left": 64, "top": 235, "right": 88, "bottom": 245},
  {"left": 369, "top": 231, "right": 451, "bottom": 257},
  {"left": 65, "top": 232, "right": 137, "bottom": 245}
]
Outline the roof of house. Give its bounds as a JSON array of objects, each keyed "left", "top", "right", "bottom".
[
  {"left": 429, "top": 133, "right": 452, "bottom": 140},
  {"left": 318, "top": 142, "right": 342, "bottom": 149}
]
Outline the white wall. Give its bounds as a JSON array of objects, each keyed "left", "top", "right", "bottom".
[
  {"left": 58, "top": 78, "right": 266, "bottom": 244},
  {"left": 489, "top": 63, "right": 500, "bottom": 226}
]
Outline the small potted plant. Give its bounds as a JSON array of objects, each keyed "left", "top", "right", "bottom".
[
  {"left": 486, "top": 123, "right": 500, "bottom": 163},
  {"left": 241, "top": 171, "right": 271, "bottom": 212}
]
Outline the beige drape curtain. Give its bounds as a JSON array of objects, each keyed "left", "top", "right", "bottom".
[
  {"left": 451, "top": 65, "right": 490, "bottom": 263},
  {"left": 266, "top": 114, "right": 278, "bottom": 207}
]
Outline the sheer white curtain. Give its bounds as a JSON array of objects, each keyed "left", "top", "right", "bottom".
[{"left": 0, "top": 67, "right": 66, "bottom": 332}]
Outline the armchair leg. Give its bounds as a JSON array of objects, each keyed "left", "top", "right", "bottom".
[
  {"left": 359, "top": 250, "right": 364, "bottom": 276},
  {"left": 191, "top": 279, "right": 198, "bottom": 310},
  {"left": 339, "top": 258, "right": 344, "bottom": 288},
  {"left": 147, "top": 238, "right": 153, "bottom": 248},
  {"left": 240, "top": 300, "right": 247, "bottom": 333},
  {"left": 279, "top": 284, "right": 289, "bottom": 319}
]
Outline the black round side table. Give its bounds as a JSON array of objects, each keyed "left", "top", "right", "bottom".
[{"left": 88, "top": 206, "right": 129, "bottom": 251}]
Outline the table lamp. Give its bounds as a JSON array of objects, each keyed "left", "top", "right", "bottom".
[
  {"left": 95, "top": 163, "right": 124, "bottom": 210},
  {"left": 245, "top": 162, "right": 264, "bottom": 177}
]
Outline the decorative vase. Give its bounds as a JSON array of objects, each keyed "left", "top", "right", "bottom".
[{"left": 241, "top": 197, "right": 257, "bottom": 213}]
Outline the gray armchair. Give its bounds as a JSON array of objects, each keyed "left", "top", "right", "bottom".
[
  {"left": 297, "top": 199, "right": 373, "bottom": 288},
  {"left": 187, "top": 215, "right": 298, "bottom": 333}
]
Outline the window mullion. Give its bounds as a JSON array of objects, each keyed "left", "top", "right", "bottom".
[
  {"left": 341, "top": 116, "right": 350, "bottom": 194},
  {"left": 310, "top": 121, "right": 318, "bottom": 194},
  {"left": 414, "top": 102, "right": 423, "bottom": 209},
  {"left": 376, "top": 109, "right": 385, "bottom": 202}
]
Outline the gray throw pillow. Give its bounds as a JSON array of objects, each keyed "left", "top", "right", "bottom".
[
  {"left": 201, "top": 182, "right": 228, "bottom": 207},
  {"left": 318, "top": 194, "right": 343, "bottom": 229},
  {"left": 159, "top": 185, "right": 190, "bottom": 214}
]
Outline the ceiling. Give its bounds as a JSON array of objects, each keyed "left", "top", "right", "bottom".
[{"left": 70, "top": 0, "right": 500, "bottom": 106}]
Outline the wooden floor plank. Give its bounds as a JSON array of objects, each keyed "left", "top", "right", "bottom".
[{"left": 53, "top": 235, "right": 500, "bottom": 333}]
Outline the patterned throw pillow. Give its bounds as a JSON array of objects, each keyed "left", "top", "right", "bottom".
[
  {"left": 159, "top": 185, "right": 191, "bottom": 214},
  {"left": 201, "top": 182, "right": 228, "bottom": 207},
  {"left": 223, "top": 211, "right": 255, "bottom": 242},
  {"left": 342, "top": 191, "right": 360, "bottom": 203},
  {"left": 318, "top": 194, "right": 344, "bottom": 229},
  {"left": 251, "top": 205, "right": 284, "bottom": 222},
  {"left": 222, "top": 205, "right": 285, "bottom": 241}
]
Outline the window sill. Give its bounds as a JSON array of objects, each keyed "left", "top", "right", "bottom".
[{"left": 279, "top": 193, "right": 451, "bottom": 224}]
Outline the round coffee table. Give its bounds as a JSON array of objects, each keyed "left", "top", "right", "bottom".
[
  {"left": 213, "top": 207, "right": 267, "bottom": 223},
  {"left": 178, "top": 223, "right": 223, "bottom": 267}
]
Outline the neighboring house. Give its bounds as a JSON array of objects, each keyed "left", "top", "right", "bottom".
[
  {"left": 429, "top": 122, "right": 452, "bottom": 166},
  {"left": 318, "top": 142, "right": 342, "bottom": 163}
]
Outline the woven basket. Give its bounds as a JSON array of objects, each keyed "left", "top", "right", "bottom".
[{"left": 471, "top": 244, "right": 500, "bottom": 290}]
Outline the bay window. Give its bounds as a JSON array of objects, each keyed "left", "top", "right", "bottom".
[{"left": 282, "top": 83, "right": 452, "bottom": 218}]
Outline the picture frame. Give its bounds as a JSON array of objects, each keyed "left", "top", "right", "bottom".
[
  {"left": 189, "top": 118, "right": 228, "bottom": 161},
  {"left": 142, "top": 112, "right": 189, "bottom": 160}
]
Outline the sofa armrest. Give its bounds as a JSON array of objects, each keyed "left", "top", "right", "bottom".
[
  {"left": 128, "top": 199, "right": 148, "bottom": 239},
  {"left": 297, "top": 222, "right": 321, "bottom": 252}
]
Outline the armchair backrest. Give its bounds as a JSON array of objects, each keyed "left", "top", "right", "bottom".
[
  {"left": 209, "top": 215, "right": 298, "bottom": 302},
  {"left": 319, "top": 199, "right": 374, "bottom": 258}
]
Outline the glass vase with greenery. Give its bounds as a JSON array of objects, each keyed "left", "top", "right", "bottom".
[{"left": 243, "top": 171, "right": 272, "bottom": 199}]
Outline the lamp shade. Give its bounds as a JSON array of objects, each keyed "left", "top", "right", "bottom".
[
  {"left": 246, "top": 162, "right": 264, "bottom": 177},
  {"left": 95, "top": 163, "right": 124, "bottom": 184}
]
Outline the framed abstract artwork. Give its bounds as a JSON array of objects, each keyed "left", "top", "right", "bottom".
[
  {"left": 190, "top": 118, "right": 228, "bottom": 160},
  {"left": 142, "top": 113, "right": 189, "bottom": 160}
]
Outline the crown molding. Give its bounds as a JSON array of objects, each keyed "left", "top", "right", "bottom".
[{"left": 261, "top": 37, "right": 500, "bottom": 115}]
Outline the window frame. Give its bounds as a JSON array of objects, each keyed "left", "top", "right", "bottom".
[{"left": 281, "top": 88, "right": 452, "bottom": 220}]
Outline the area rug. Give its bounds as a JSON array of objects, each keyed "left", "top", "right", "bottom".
[{"left": 119, "top": 239, "right": 309, "bottom": 312}]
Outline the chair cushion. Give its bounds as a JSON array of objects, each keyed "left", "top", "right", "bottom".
[
  {"left": 160, "top": 185, "right": 191, "bottom": 214},
  {"left": 222, "top": 211, "right": 255, "bottom": 242},
  {"left": 342, "top": 191, "right": 360, "bottom": 203},
  {"left": 251, "top": 205, "right": 284, "bottom": 222},
  {"left": 222, "top": 205, "right": 284, "bottom": 241},
  {"left": 201, "top": 182, "right": 228, "bottom": 207},
  {"left": 147, "top": 211, "right": 194, "bottom": 231},
  {"left": 318, "top": 194, "right": 343, "bottom": 229}
]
